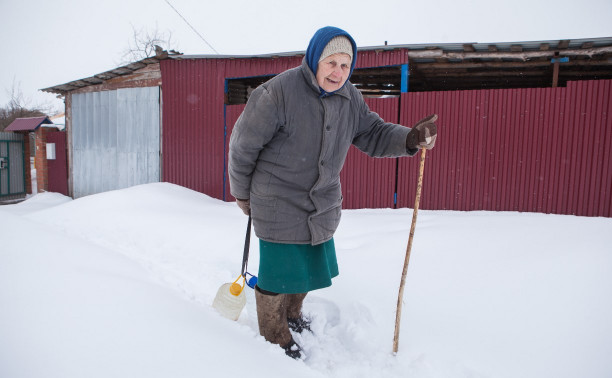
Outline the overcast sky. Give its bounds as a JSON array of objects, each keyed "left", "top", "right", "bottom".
[{"left": 2, "top": 0, "right": 611, "bottom": 113}]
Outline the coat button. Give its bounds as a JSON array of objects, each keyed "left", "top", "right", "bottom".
[
  {"left": 320, "top": 160, "right": 325, "bottom": 166},
  {"left": 326, "top": 125, "right": 332, "bottom": 131}
]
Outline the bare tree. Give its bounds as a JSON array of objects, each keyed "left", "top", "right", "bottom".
[
  {"left": 0, "top": 79, "right": 51, "bottom": 131},
  {"left": 118, "top": 23, "right": 177, "bottom": 65}
]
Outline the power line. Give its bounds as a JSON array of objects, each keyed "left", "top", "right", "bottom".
[{"left": 163, "top": 0, "right": 220, "bottom": 54}]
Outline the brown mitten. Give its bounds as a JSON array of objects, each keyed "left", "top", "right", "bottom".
[
  {"left": 406, "top": 114, "right": 438, "bottom": 150},
  {"left": 236, "top": 198, "right": 250, "bottom": 215}
]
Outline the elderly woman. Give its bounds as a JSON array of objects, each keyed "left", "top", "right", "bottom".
[{"left": 229, "top": 26, "right": 437, "bottom": 358}]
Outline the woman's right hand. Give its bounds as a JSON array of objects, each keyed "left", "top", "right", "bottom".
[{"left": 236, "top": 198, "right": 251, "bottom": 215}]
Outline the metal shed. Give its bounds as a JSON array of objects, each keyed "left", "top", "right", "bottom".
[
  {"left": 43, "top": 52, "right": 174, "bottom": 198},
  {"left": 43, "top": 37, "right": 612, "bottom": 216}
]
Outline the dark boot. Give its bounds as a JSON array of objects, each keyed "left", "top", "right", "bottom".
[
  {"left": 255, "top": 286, "right": 302, "bottom": 359},
  {"left": 286, "top": 292, "right": 311, "bottom": 333},
  {"left": 283, "top": 339, "right": 302, "bottom": 359}
]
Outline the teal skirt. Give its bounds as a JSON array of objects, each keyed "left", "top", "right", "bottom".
[{"left": 257, "top": 238, "right": 339, "bottom": 294}]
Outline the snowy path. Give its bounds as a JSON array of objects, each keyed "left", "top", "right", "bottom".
[{"left": 1, "top": 183, "right": 611, "bottom": 378}]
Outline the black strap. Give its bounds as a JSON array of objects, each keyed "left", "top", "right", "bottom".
[{"left": 240, "top": 216, "right": 252, "bottom": 277}]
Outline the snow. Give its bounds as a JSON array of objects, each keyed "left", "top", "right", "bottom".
[{"left": 1, "top": 182, "right": 611, "bottom": 378}]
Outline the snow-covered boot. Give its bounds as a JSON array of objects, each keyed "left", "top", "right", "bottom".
[
  {"left": 255, "top": 286, "right": 302, "bottom": 359},
  {"left": 288, "top": 316, "right": 311, "bottom": 333},
  {"left": 286, "top": 292, "right": 311, "bottom": 333},
  {"left": 283, "top": 339, "right": 302, "bottom": 359}
]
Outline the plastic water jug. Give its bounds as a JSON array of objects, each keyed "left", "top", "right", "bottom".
[{"left": 212, "top": 277, "right": 246, "bottom": 321}]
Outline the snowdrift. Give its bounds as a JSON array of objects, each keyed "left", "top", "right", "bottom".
[{"left": 1, "top": 183, "right": 611, "bottom": 378}]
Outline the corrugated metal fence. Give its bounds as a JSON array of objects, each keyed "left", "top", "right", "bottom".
[
  {"left": 161, "top": 51, "right": 408, "bottom": 200},
  {"left": 161, "top": 59, "right": 227, "bottom": 199},
  {"left": 161, "top": 53, "right": 611, "bottom": 217},
  {"left": 222, "top": 80, "right": 612, "bottom": 217},
  {"left": 340, "top": 98, "right": 399, "bottom": 209},
  {"left": 397, "top": 79, "right": 611, "bottom": 217}
]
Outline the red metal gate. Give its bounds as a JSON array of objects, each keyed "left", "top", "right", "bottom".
[{"left": 46, "top": 131, "right": 68, "bottom": 196}]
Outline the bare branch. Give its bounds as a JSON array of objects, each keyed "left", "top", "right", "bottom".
[
  {"left": 1, "top": 79, "right": 53, "bottom": 131},
  {"left": 117, "top": 23, "right": 177, "bottom": 65}
]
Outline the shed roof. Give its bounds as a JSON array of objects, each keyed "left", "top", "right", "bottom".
[
  {"left": 5, "top": 116, "right": 53, "bottom": 132},
  {"left": 41, "top": 49, "right": 182, "bottom": 96},
  {"left": 175, "top": 36, "right": 612, "bottom": 60},
  {"left": 42, "top": 37, "right": 612, "bottom": 95}
]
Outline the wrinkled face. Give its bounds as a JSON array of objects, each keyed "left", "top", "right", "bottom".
[{"left": 316, "top": 53, "right": 352, "bottom": 92}]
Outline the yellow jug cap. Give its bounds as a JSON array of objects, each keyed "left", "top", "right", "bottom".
[{"left": 229, "top": 283, "right": 243, "bottom": 296}]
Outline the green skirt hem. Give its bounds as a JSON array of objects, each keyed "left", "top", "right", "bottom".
[{"left": 257, "top": 238, "right": 339, "bottom": 294}]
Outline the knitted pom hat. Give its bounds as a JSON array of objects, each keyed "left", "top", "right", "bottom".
[
  {"left": 318, "top": 36, "right": 353, "bottom": 62},
  {"left": 305, "top": 26, "right": 357, "bottom": 76}
]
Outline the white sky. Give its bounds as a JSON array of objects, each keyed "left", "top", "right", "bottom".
[{"left": 2, "top": 0, "right": 611, "bottom": 113}]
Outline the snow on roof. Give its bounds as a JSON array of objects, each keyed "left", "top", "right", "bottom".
[{"left": 48, "top": 113, "right": 65, "bottom": 130}]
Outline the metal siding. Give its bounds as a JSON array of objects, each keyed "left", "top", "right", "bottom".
[
  {"left": 572, "top": 82, "right": 588, "bottom": 215},
  {"left": 355, "top": 49, "right": 409, "bottom": 68},
  {"left": 224, "top": 104, "right": 247, "bottom": 201},
  {"left": 224, "top": 56, "right": 302, "bottom": 79},
  {"left": 71, "top": 87, "right": 160, "bottom": 198},
  {"left": 161, "top": 52, "right": 406, "bottom": 201},
  {"left": 561, "top": 83, "right": 578, "bottom": 214},
  {"left": 9, "top": 140, "right": 24, "bottom": 194},
  {"left": 160, "top": 54, "right": 611, "bottom": 217},
  {"left": 340, "top": 97, "right": 399, "bottom": 209},
  {"left": 398, "top": 91, "right": 443, "bottom": 210},
  {"left": 161, "top": 56, "right": 302, "bottom": 201},
  {"left": 223, "top": 97, "right": 401, "bottom": 209},
  {"left": 603, "top": 80, "right": 612, "bottom": 216},
  {"left": 397, "top": 80, "right": 612, "bottom": 217},
  {"left": 582, "top": 79, "right": 612, "bottom": 216},
  {"left": 161, "top": 59, "right": 227, "bottom": 199}
]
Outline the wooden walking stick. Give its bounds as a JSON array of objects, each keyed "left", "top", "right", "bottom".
[{"left": 393, "top": 147, "right": 427, "bottom": 354}]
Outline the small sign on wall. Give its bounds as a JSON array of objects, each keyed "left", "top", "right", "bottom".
[{"left": 46, "top": 143, "right": 56, "bottom": 160}]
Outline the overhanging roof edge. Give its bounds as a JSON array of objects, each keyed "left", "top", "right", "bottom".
[{"left": 174, "top": 36, "right": 612, "bottom": 60}]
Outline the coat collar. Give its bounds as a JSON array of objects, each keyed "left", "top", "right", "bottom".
[{"left": 300, "top": 57, "right": 352, "bottom": 100}]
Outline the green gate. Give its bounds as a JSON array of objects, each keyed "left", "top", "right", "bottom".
[{"left": 0, "top": 132, "right": 26, "bottom": 200}]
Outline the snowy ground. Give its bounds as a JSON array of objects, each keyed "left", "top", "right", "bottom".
[{"left": 1, "top": 183, "right": 611, "bottom": 378}]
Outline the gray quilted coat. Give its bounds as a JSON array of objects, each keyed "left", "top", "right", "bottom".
[{"left": 229, "top": 58, "right": 415, "bottom": 245}]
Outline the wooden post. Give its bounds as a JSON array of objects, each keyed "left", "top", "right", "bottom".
[
  {"left": 393, "top": 147, "right": 427, "bottom": 354},
  {"left": 552, "top": 61, "right": 560, "bottom": 88},
  {"left": 552, "top": 52, "right": 560, "bottom": 88}
]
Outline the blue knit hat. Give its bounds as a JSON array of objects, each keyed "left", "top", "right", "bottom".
[{"left": 306, "top": 26, "right": 357, "bottom": 77}]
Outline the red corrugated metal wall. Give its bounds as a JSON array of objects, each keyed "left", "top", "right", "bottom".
[
  {"left": 161, "top": 59, "right": 227, "bottom": 199},
  {"left": 340, "top": 98, "right": 399, "bottom": 209},
  {"left": 226, "top": 99, "right": 401, "bottom": 209},
  {"left": 161, "top": 56, "right": 303, "bottom": 200},
  {"left": 224, "top": 104, "right": 246, "bottom": 201},
  {"left": 397, "top": 79, "right": 612, "bottom": 217},
  {"left": 161, "top": 53, "right": 611, "bottom": 217},
  {"left": 355, "top": 49, "right": 409, "bottom": 68},
  {"left": 161, "top": 50, "right": 408, "bottom": 201}
]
